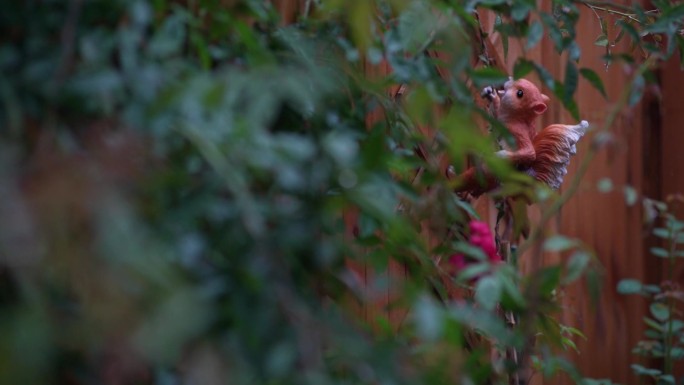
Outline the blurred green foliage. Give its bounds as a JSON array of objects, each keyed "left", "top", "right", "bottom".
[{"left": 0, "top": 0, "right": 682, "bottom": 384}]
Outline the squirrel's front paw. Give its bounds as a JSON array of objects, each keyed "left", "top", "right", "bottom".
[{"left": 481, "top": 86, "right": 498, "bottom": 101}]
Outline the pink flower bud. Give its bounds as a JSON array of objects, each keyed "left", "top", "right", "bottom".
[{"left": 450, "top": 221, "right": 502, "bottom": 279}]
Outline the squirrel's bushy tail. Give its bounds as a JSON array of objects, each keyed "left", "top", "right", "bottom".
[{"left": 528, "top": 120, "right": 588, "bottom": 190}]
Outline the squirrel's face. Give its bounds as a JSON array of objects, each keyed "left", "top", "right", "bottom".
[{"left": 499, "top": 78, "right": 549, "bottom": 121}]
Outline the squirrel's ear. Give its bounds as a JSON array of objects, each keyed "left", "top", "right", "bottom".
[{"left": 533, "top": 101, "right": 547, "bottom": 115}]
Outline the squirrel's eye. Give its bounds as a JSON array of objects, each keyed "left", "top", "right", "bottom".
[{"left": 516, "top": 89, "right": 524, "bottom": 98}]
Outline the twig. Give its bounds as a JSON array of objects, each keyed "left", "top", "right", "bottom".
[
  {"left": 583, "top": 3, "right": 643, "bottom": 25},
  {"left": 473, "top": 10, "right": 493, "bottom": 67},
  {"left": 585, "top": 3, "right": 602, "bottom": 23},
  {"left": 580, "top": 1, "right": 642, "bottom": 14}
]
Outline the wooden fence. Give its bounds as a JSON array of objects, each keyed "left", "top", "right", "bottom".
[{"left": 273, "top": 1, "right": 683, "bottom": 383}]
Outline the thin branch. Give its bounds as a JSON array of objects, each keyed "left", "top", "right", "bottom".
[
  {"left": 579, "top": 1, "right": 641, "bottom": 14},
  {"left": 585, "top": 2, "right": 602, "bottom": 23},
  {"left": 473, "top": 10, "right": 494, "bottom": 67},
  {"left": 584, "top": 3, "right": 643, "bottom": 25}
]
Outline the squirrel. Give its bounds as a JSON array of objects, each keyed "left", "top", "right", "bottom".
[{"left": 450, "top": 78, "right": 588, "bottom": 197}]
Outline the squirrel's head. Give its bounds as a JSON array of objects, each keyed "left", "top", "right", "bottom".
[{"left": 498, "top": 78, "right": 549, "bottom": 123}]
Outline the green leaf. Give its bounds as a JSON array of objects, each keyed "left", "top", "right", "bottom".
[
  {"left": 677, "top": 35, "right": 684, "bottom": 69},
  {"left": 536, "top": 265, "right": 562, "bottom": 295},
  {"left": 645, "top": 4, "right": 684, "bottom": 33},
  {"left": 564, "top": 61, "right": 578, "bottom": 100},
  {"left": 454, "top": 198, "right": 480, "bottom": 220},
  {"left": 631, "top": 364, "right": 661, "bottom": 376},
  {"left": 514, "top": 59, "right": 535, "bottom": 79},
  {"left": 623, "top": 186, "right": 638, "bottom": 206},
  {"left": 649, "top": 247, "right": 669, "bottom": 258},
  {"left": 667, "top": 217, "right": 684, "bottom": 231},
  {"left": 650, "top": 303, "right": 670, "bottom": 321},
  {"left": 540, "top": 12, "right": 563, "bottom": 51},
  {"left": 477, "top": 0, "right": 507, "bottom": 5},
  {"left": 565, "top": 97, "right": 580, "bottom": 121},
  {"left": 190, "top": 32, "right": 211, "bottom": 69},
  {"left": 644, "top": 317, "right": 664, "bottom": 332},
  {"left": 498, "top": 271, "right": 526, "bottom": 309},
  {"left": 564, "top": 251, "right": 590, "bottom": 284},
  {"left": 468, "top": 67, "right": 509, "bottom": 87},
  {"left": 511, "top": 1, "right": 532, "bottom": 21},
  {"left": 452, "top": 242, "right": 489, "bottom": 261},
  {"left": 669, "top": 347, "right": 684, "bottom": 359},
  {"left": 447, "top": 304, "right": 517, "bottom": 346},
  {"left": 629, "top": 74, "right": 645, "bottom": 107},
  {"left": 526, "top": 21, "right": 543, "bottom": 50},
  {"left": 532, "top": 62, "right": 555, "bottom": 90},
  {"left": 676, "top": 232, "right": 684, "bottom": 243},
  {"left": 414, "top": 295, "right": 443, "bottom": 341},
  {"left": 544, "top": 235, "right": 578, "bottom": 252},
  {"left": 561, "top": 337, "right": 579, "bottom": 352},
  {"left": 658, "top": 374, "right": 676, "bottom": 384},
  {"left": 567, "top": 41, "right": 582, "bottom": 62},
  {"left": 617, "top": 279, "right": 642, "bottom": 294},
  {"left": 458, "top": 263, "right": 490, "bottom": 281},
  {"left": 475, "top": 276, "right": 502, "bottom": 311},
  {"left": 597, "top": 178, "right": 613, "bottom": 193},
  {"left": 617, "top": 19, "right": 641, "bottom": 43},
  {"left": 133, "top": 288, "right": 213, "bottom": 364},
  {"left": 562, "top": 326, "right": 587, "bottom": 340},
  {"left": 595, "top": 34, "right": 609, "bottom": 47},
  {"left": 599, "top": 17, "right": 608, "bottom": 36},
  {"left": 552, "top": 81, "right": 580, "bottom": 120},
  {"left": 652, "top": 228, "right": 670, "bottom": 239},
  {"left": 580, "top": 68, "right": 607, "bottom": 98},
  {"left": 582, "top": 380, "right": 618, "bottom": 385}
]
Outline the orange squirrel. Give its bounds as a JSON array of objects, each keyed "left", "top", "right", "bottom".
[{"left": 451, "top": 78, "right": 588, "bottom": 196}]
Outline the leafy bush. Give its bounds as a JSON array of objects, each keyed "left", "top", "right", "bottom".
[{"left": 0, "top": 0, "right": 682, "bottom": 384}]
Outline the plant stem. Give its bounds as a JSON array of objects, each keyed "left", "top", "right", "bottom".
[
  {"left": 664, "top": 223, "right": 677, "bottom": 374},
  {"left": 580, "top": 1, "right": 657, "bottom": 15},
  {"left": 664, "top": 297, "right": 674, "bottom": 375},
  {"left": 582, "top": 3, "right": 644, "bottom": 25}
]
